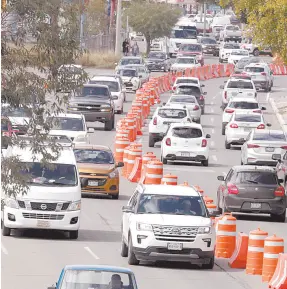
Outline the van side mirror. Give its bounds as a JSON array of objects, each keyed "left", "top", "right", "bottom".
[
  {"left": 206, "top": 134, "right": 211, "bottom": 138},
  {"left": 272, "top": 154, "right": 281, "bottom": 162},
  {"left": 261, "top": 106, "right": 266, "bottom": 111},
  {"left": 209, "top": 209, "right": 221, "bottom": 217},
  {"left": 278, "top": 178, "right": 284, "bottom": 184},
  {"left": 122, "top": 206, "right": 133, "bottom": 213},
  {"left": 116, "top": 162, "right": 124, "bottom": 167},
  {"left": 217, "top": 175, "right": 225, "bottom": 181}
]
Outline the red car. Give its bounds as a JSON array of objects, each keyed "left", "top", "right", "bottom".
[{"left": 177, "top": 43, "right": 204, "bottom": 66}]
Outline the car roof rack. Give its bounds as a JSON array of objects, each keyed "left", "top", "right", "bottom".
[{"left": 17, "top": 134, "right": 74, "bottom": 147}]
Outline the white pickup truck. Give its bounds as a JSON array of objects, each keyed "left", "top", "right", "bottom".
[{"left": 220, "top": 25, "right": 242, "bottom": 42}]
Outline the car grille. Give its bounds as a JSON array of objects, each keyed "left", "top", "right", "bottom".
[
  {"left": 22, "top": 213, "right": 64, "bottom": 220},
  {"left": 125, "top": 83, "right": 133, "bottom": 87},
  {"left": 80, "top": 172, "right": 108, "bottom": 177},
  {"left": 17, "top": 201, "right": 70, "bottom": 211},
  {"left": 152, "top": 225, "right": 198, "bottom": 242},
  {"left": 72, "top": 104, "right": 104, "bottom": 112},
  {"left": 87, "top": 178, "right": 107, "bottom": 186},
  {"left": 82, "top": 188, "right": 106, "bottom": 192}
]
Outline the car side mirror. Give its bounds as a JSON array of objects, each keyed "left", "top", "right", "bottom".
[
  {"left": 278, "top": 178, "right": 284, "bottom": 184},
  {"left": 219, "top": 85, "right": 224, "bottom": 89},
  {"left": 206, "top": 134, "right": 211, "bottom": 138},
  {"left": 201, "top": 84, "right": 205, "bottom": 87},
  {"left": 112, "top": 95, "right": 118, "bottom": 100},
  {"left": 116, "top": 162, "right": 124, "bottom": 168},
  {"left": 217, "top": 175, "right": 225, "bottom": 181},
  {"left": 261, "top": 106, "right": 266, "bottom": 111},
  {"left": 80, "top": 178, "right": 88, "bottom": 188},
  {"left": 266, "top": 123, "right": 272, "bottom": 127},
  {"left": 203, "top": 92, "right": 207, "bottom": 95},
  {"left": 88, "top": 128, "right": 95, "bottom": 133},
  {"left": 122, "top": 206, "right": 133, "bottom": 213},
  {"left": 162, "top": 102, "right": 166, "bottom": 106},
  {"left": 272, "top": 154, "right": 281, "bottom": 162},
  {"left": 209, "top": 209, "right": 221, "bottom": 217}
]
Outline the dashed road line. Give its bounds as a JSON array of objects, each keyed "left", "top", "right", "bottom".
[
  {"left": 84, "top": 246, "right": 100, "bottom": 260},
  {"left": 211, "top": 117, "right": 214, "bottom": 123},
  {"left": 211, "top": 129, "right": 215, "bottom": 134},
  {"left": 1, "top": 243, "right": 8, "bottom": 255},
  {"left": 266, "top": 92, "right": 270, "bottom": 102},
  {"left": 210, "top": 141, "right": 215, "bottom": 147},
  {"left": 212, "top": 155, "right": 218, "bottom": 162}
]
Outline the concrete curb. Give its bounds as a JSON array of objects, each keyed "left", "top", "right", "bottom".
[{"left": 269, "top": 98, "right": 287, "bottom": 133}]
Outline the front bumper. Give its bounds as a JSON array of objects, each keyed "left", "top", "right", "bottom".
[
  {"left": 124, "top": 82, "right": 138, "bottom": 91},
  {"left": 147, "top": 63, "right": 166, "bottom": 71},
  {"left": 67, "top": 110, "right": 113, "bottom": 122},
  {"left": 81, "top": 177, "right": 119, "bottom": 195},
  {"left": 252, "top": 80, "right": 268, "bottom": 89}
]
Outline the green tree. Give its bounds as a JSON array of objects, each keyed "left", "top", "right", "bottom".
[
  {"left": 1, "top": 0, "right": 88, "bottom": 197},
  {"left": 125, "top": 1, "right": 181, "bottom": 53}
]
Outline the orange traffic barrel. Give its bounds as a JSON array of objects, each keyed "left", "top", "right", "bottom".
[
  {"left": 122, "top": 146, "right": 131, "bottom": 177},
  {"left": 116, "top": 128, "right": 129, "bottom": 139},
  {"left": 228, "top": 233, "right": 249, "bottom": 269},
  {"left": 180, "top": 181, "right": 190, "bottom": 186},
  {"left": 124, "top": 116, "right": 136, "bottom": 142},
  {"left": 114, "top": 136, "right": 130, "bottom": 163},
  {"left": 144, "top": 160, "right": 163, "bottom": 185},
  {"left": 262, "top": 235, "right": 284, "bottom": 282},
  {"left": 203, "top": 196, "right": 213, "bottom": 204},
  {"left": 215, "top": 214, "right": 237, "bottom": 258},
  {"left": 126, "top": 147, "right": 142, "bottom": 178},
  {"left": 194, "top": 185, "right": 204, "bottom": 195},
  {"left": 246, "top": 228, "right": 268, "bottom": 275},
  {"left": 161, "top": 174, "right": 178, "bottom": 185}
]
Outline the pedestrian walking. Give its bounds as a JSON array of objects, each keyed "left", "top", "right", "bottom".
[
  {"left": 131, "top": 42, "right": 139, "bottom": 56},
  {"left": 122, "top": 39, "right": 130, "bottom": 56}
]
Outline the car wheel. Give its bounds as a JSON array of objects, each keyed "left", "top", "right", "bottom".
[
  {"left": 111, "top": 193, "right": 119, "bottom": 200},
  {"left": 69, "top": 230, "right": 79, "bottom": 240},
  {"left": 225, "top": 141, "right": 231, "bottom": 149},
  {"left": 2, "top": 224, "right": 11, "bottom": 236},
  {"left": 161, "top": 155, "right": 167, "bottom": 165},
  {"left": 104, "top": 117, "right": 114, "bottom": 131},
  {"left": 221, "top": 124, "right": 226, "bottom": 135},
  {"left": 202, "top": 159, "right": 209, "bottom": 167},
  {"left": 148, "top": 136, "right": 155, "bottom": 147},
  {"left": 202, "top": 254, "right": 215, "bottom": 269},
  {"left": 264, "top": 85, "right": 269, "bottom": 92},
  {"left": 253, "top": 49, "right": 259, "bottom": 56},
  {"left": 216, "top": 193, "right": 223, "bottom": 215},
  {"left": 128, "top": 236, "right": 139, "bottom": 265},
  {"left": 271, "top": 211, "right": 286, "bottom": 223},
  {"left": 121, "top": 235, "right": 128, "bottom": 257},
  {"left": 201, "top": 107, "right": 205, "bottom": 115},
  {"left": 271, "top": 81, "right": 274, "bottom": 87},
  {"left": 219, "top": 58, "right": 223, "bottom": 63}
]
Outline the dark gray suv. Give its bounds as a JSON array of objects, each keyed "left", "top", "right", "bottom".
[{"left": 216, "top": 165, "right": 286, "bottom": 222}]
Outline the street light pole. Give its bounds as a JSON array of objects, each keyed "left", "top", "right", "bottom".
[
  {"left": 115, "top": 0, "right": 122, "bottom": 56},
  {"left": 79, "top": 0, "right": 84, "bottom": 50},
  {"left": 203, "top": 2, "right": 206, "bottom": 36}
]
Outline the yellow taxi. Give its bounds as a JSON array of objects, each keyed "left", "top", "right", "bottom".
[{"left": 73, "top": 144, "right": 123, "bottom": 199}]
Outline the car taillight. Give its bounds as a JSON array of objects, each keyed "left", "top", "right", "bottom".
[
  {"left": 253, "top": 110, "right": 261, "bottom": 113},
  {"left": 281, "top": 145, "right": 287, "bottom": 150},
  {"left": 274, "top": 186, "right": 285, "bottom": 197},
  {"left": 225, "top": 109, "right": 234, "bottom": 113},
  {"left": 257, "top": 124, "right": 265, "bottom": 129},
  {"left": 193, "top": 105, "right": 200, "bottom": 111},
  {"left": 227, "top": 183, "right": 239, "bottom": 195},
  {"left": 153, "top": 117, "right": 157, "bottom": 125},
  {"left": 230, "top": 123, "right": 238, "bottom": 128},
  {"left": 224, "top": 91, "right": 227, "bottom": 99},
  {"left": 166, "top": 138, "right": 171, "bottom": 146},
  {"left": 261, "top": 72, "right": 267, "bottom": 76},
  {"left": 2, "top": 132, "right": 10, "bottom": 136},
  {"left": 199, "top": 95, "right": 204, "bottom": 100},
  {"left": 247, "top": 144, "right": 260, "bottom": 148},
  {"left": 172, "top": 86, "right": 176, "bottom": 91},
  {"left": 201, "top": 139, "right": 207, "bottom": 147}
]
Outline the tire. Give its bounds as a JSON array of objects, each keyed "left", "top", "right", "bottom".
[
  {"left": 201, "top": 107, "right": 205, "bottom": 115},
  {"left": 219, "top": 58, "right": 223, "bottom": 63},
  {"left": 202, "top": 159, "right": 209, "bottom": 167},
  {"left": 241, "top": 159, "right": 243, "bottom": 165},
  {"left": 69, "top": 230, "right": 78, "bottom": 240},
  {"left": 148, "top": 136, "right": 155, "bottom": 147},
  {"left": 225, "top": 141, "right": 231, "bottom": 149},
  {"left": 161, "top": 155, "right": 167, "bottom": 165},
  {"left": 2, "top": 224, "right": 11, "bottom": 236},
  {"left": 216, "top": 194, "right": 223, "bottom": 215},
  {"left": 104, "top": 116, "right": 114, "bottom": 131},
  {"left": 128, "top": 236, "right": 139, "bottom": 265},
  {"left": 111, "top": 193, "right": 119, "bottom": 200},
  {"left": 271, "top": 81, "right": 274, "bottom": 87},
  {"left": 202, "top": 254, "right": 215, "bottom": 269},
  {"left": 271, "top": 211, "right": 286, "bottom": 223},
  {"left": 221, "top": 124, "right": 226, "bottom": 135},
  {"left": 253, "top": 49, "right": 259, "bottom": 56},
  {"left": 121, "top": 235, "right": 128, "bottom": 257}
]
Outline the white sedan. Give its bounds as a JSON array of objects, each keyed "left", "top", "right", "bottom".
[
  {"left": 225, "top": 112, "right": 271, "bottom": 149},
  {"left": 228, "top": 49, "right": 250, "bottom": 65},
  {"left": 171, "top": 56, "right": 201, "bottom": 72},
  {"left": 161, "top": 122, "right": 211, "bottom": 166},
  {"left": 172, "top": 76, "right": 204, "bottom": 91},
  {"left": 117, "top": 68, "right": 141, "bottom": 92}
]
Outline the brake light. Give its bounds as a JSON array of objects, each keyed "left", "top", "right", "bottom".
[
  {"left": 230, "top": 123, "right": 238, "bottom": 128},
  {"left": 247, "top": 144, "right": 260, "bottom": 148},
  {"left": 227, "top": 183, "right": 239, "bottom": 195},
  {"left": 224, "top": 91, "right": 227, "bottom": 99},
  {"left": 281, "top": 145, "right": 287, "bottom": 150},
  {"left": 2, "top": 132, "right": 10, "bottom": 137},
  {"left": 199, "top": 95, "right": 204, "bottom": 100},
  {"left": 153, "top": 117, "right": 157, "bottom": 125},
  {"left": 193, "top": 105, "right": 200, "bottom": 111},
  {"left": 201, "top": 139, "right": 207, "bottom": 147},
  {"left": 253, "top": 110, "right": 261, "bottom": 113},
  {"left": 261, "top": 72, "right": 267, "bottom": 76},
  {"left": 166, "top": 138, "right": 171, "bottom": 146},
  {"left": 172, "top": 86, "right": 176, "bottom": 91},
  {"left": 257, "top": 124, "right": 265, "bottom": 129},
  {"left": 274, "top": 186, "right": 285, "bottom": 197},
  {"left": 225, "top": 109, "right": 234, "bottom": 113}
]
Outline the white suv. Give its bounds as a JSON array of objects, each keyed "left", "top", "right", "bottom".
[{"left": 121, "top": 184, "right": 216, "bottom": 269}]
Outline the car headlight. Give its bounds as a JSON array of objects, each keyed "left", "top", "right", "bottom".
[
  {"left": 67, "top": 201, "right": 81, "bottom": 211},
  {"left": 5, "top": 198, "right": 19, "bottom": 209},
  {"left": 198, "top": 226, "right": 211, "bottom": 234},
  {"left": 108, "top": 170, "right": 119, "bottom": 178},
  {"left": 136, "top": 223, "right": 153, "bottom": 231},
  {"left": 69, "top": 107, "right": 78, "bottom": 111},
  {"left": 101, "top": 104, "right": 110, "bottom": 108}
]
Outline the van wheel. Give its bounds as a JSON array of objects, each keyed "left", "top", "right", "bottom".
[
  {"left": 128, "top": 237, "right": 139, "bottom": 265},
  {"left": 202, "top": 159, "right": 209, "bottom": 167},
  {"left": 2, "top": 224, "right": 11, "bottom": 236},
  {"left": 221, "top": 124, "right": 226, "bottom": 135},
  {"left": 104, "top": 116, "right": 114, "bottom": 131},
  {"left": 121, "top": 235, "right": 128, "bottom": 257},
  {"left": 253, "top": 49, "right": 259, "bottom": 56},
  {"left": 225, "top": 141, "right": 231, "bottom": 149},
  {"left": 69, "top": 230, "right": 78, "bottom": 240},
  {"left": 202, "top": 255, "right": 215, "bottom": 269}
]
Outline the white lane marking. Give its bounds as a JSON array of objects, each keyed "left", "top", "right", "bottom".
[
  {"left": 1, "top": 243, "right": 8, "bottom": 255},
  {"left": 211, "top": 129, "right": 215, "bottom": 134},
  {"left": 211, "top": 101, "right": 214, "bottom": 105},
  {"left": 266, "top": 92, "right": 270, "bottom": 102},
  {"left": 211, "top": 141, "right": 215, "bottom": 147},
  {"left": 164, "top": 166, "right": 215, "bottom": 173},
  {"left": 211, "top": 117, "right": 214, "bottom": 123},
  {"left": 212, "top": 155, "right": 218, "bottom": 162},
  {"left": 211, "top": 108, "right": 214, "bottom": 113},
  {"left": 84, "top": 246, "right": 100, "bottom": 260}
]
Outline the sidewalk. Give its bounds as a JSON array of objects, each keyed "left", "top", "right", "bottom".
[{"left": 269, "top": 95, "right": 287, "bottom": 133}]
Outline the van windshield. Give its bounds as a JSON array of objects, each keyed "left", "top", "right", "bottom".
[{"left": 21, "top": 163, "right": 77, "bottom": 186}]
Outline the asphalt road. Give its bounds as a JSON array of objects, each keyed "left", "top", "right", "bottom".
[{"left": 2, "top": 55, "right": 287, "bottom": 289}]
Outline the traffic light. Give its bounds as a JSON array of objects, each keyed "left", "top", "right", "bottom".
[{"left": 1, "top": 0, "right": 7, "bottom": 11}]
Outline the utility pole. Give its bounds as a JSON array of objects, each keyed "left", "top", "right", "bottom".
[
  {"left": 203, "top": 2, "right": 206, "bottom": 36},
  {"left": 79, "top": 0, "right": 84, "bottom": 50},
  {"left": 126, "top": 15, "right": 129, "bottom": 39},
  {"left": 115, "top": 0, "right": 122, "bottom": 56}
]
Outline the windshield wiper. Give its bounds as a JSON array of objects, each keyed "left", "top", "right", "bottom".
[{"left": 245, "top": 180, "right": 258, "bottom": 184}]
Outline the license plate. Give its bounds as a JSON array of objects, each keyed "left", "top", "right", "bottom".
[
  {"left": 244, "top": 127, "right": 251, "bottom": 132},
  {"left": 266, "top": 147, "right": 274, "bottom": 152},
  {"left": 167, "top": 243, "right": 183, "bottom": 251},
  {"left": 37, "top": 220, "right": 50, "bottom": 228},
  {"left": 88, "top": 180, "right": 99, "bottom": 186},
  {"left": 251, "top": 203, "right": 262, "bottom": 209},
  {"left": 181, "top": 152, "right": 190, "bottom": 157}
]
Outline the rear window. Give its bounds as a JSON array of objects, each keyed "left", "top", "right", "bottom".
[
  {"left": 180, "top": 44, "right": 202, "bottom": 52},
  {"left": 176, "top": 86, "right": 200, "bottom": 96},
  {"left": 170, "top": 96, "right": 196, "bottom": 103},
  {"left": 201, "top": 38, "right": 217, "bottom": 44},
  {"left": 253, "top": 133, "right": 287, "bottom": 141},
  {"left": 235, "top": 171, "right": 277, "bottom": 185},
  {"left": 224, "top": 44, "right": 240, "bottom": 49},
  {"left": 172, "top": 127, "right": 202, "bottom": 138},
  {"left": 176, "top": 79, "right": 198, "bottom": 84},
  {"left": 227, "top": 81, "right": 254, "bottom": 89},
  {"left": 234, "top": 114, "right": 261, "bottom": 122},
  {"left": 158, "top": 109, "right": 187, "bottom": 119},
  {"left": 245, "top": 67, "right": 265, "bottom": 73},
  {"left": 229, "top": 101, "right": 259, "bottom": 109}
]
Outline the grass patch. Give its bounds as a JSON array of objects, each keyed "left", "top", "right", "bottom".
[{"left": 76, "top": 51, "right": 120, "bottom": 68}]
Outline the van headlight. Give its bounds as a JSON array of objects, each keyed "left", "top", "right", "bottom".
[
  {"left": 67, "top": 201, "right": 81, "bottom": 211},
  {"left": 136, "top": 223, "right": 153, "bottom": 231},
  {"left": 5, "top": 198, "right": 19, "bottom": 209},
  {"left": 108, "top": 170, "right": 119, "bottom": 178},
  {"left": 198, "top": 226, "right": 211, "bottom": 234}
]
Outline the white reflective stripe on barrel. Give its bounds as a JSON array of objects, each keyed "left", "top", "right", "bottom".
[
  {"left": 128, "top": 151, "right": 142, "bottom": 156},
  {"left": 218, "top": 220, "right": 236, "bottom": 225},
  {"left": 216, "top": 231, "right": 236, "bottom": 236},
  {"left": 249, "top": 234, "right": 268, "bottom": 240},
  {"left": 248, "top": 247, "right": 264, "bottom": 252},
  {"left": 116, "top": 149, "right": 125, "bottom": 152},
  {"left": 265, "top": 241, "right": 284, "bottom": 247},
  {"left": 127, "top": 160, "right": 135, "bottom": 164},
  {"left": 162, "top": 178, "right": 177, "bottom": 182},
  {"left": 264, "top": 253, "right": 279, "bottom": 259},
  {"left": 147, "top": 164, "right": 163, "bottom": 169},
  {"left": 116, "top": 141, "right": 130, "bottom": 145},
  {"left": 146, "top": 173, "right": 163, "bottom": 179}
]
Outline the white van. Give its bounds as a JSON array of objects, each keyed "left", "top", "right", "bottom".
[{"left": 2, "top": 135, "right": 82, "bottom": 239}]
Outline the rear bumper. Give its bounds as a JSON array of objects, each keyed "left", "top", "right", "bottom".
[
  {"left": 246, "top": 151, "right": 278, "bottom": 166},
  {"left": 164, "top": 154, "right": 208, "bottom": 162}
]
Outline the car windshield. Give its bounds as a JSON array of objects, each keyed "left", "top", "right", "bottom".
[
  {"left": 170, "top": 95, "right": 196, "bottom": 103},
  {"left": 59, "top": 270, "right": 134, "bottom": 289},
  {"left": 172, "top": 127, "right": 202, "bottom": 138},
  {"left": 227, "top": 81, "right": 254, "bottom": 89},
  {"left": 235, "top": 171, "right": 277, "bottom": 185},
  {"left": 180, "top": 44, "right": 202, "bottom": 52},
  {"left": 21, "top": 162, "right": 77, "bottom": 186},
  {"left": 171, "top": 29, "right": 197, "bottom": 39},
  {"left": 176, "top": 79, "right": 198, "bottom": 85},
  {"left": 253, "top": 132, "right": 287, "bottom": 141},
  {"left": 237, "top": 58, "right": 252, "bottom": 68},
  {"left": 1, "top": 106, "right": 30, "bottom": 117},
  {"left": 176, "top": 86, "right": 201, "bottom": 96},
  {"left": 119, "top": 70, "right": 137, "bottom": 77},
  {"left": 245, "top": 67, "right": 265, "bottom": 73},
  {"left": 176, "top": 58, "right": 196, "bottom": 64},
  {"left": 82, "top": 86, "right": 109, "bottom": 98},
  {"left": 89, "top": 81, "right": 119, "bottom": 92},
  {"left": 120, "top": 58, "right": 141, "bottom": 65},
  {"left": 137, "top": 194, "right": 207, "bottom": 217},
  {"left": 74, "top": 149, "right": 114, "bottom": 164},
  {"left": 201, "top": 38, "right": 217, "bottom": 44},
  {"left": 148, "top": 52, "right": 165, "bottom": 59},
  {"left": 158, "top": 109, "right": 187, "bottom": 119},
  {"left": 224, "top": 44, "right": 240, "bottom": 49},
  {"left": 234, "top": 114, "right": 261, "bottom": 122},
  {"left": 47, "top": 117, "right": 84, "bottom": 131},
  {"left": 229, "top": 101, "right": 259, "bottom": 109},
  {"left": 231, "top": 50, "right": 249, "bottom": 56}
]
